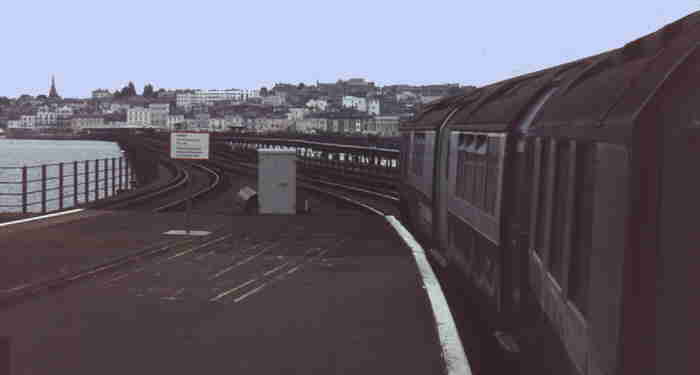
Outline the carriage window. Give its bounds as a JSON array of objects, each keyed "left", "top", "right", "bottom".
[
  {"left": 534, "top": 139, "right": 550, "bottom": 257},
  {"left": 412, "top": 133, "right": 426, "bottom": 176},
  {"left": 472, "top": 136, "right": 488, "bottom": 208},
  {"left": 456, "top": 134, "right": 474, "bottom": 201},
  {"left": 464, "top": 135, "right": 476, "bottom": 201},
  {"left": 456, "top": 134, "right": 467, "bottom": 199},
  {"left": 549, "top": 140, "right": 571, "bottom": 284},
  {"left": 567, "top": 142, "right": 595, "bottom": 316},
  {"left": 484, "top": 136, "right": 502, "bottom": 215}
]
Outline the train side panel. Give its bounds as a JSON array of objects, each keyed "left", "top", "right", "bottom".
[
  {"left": 445, "top": 131, "right": 507, "bottom": 312},
  {"left": 402, "top": 130, "right": 437, "bottom": 242}
]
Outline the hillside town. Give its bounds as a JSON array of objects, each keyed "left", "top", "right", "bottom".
[{"left": 0, "top": 77, "right": 475, "bottom": 138}]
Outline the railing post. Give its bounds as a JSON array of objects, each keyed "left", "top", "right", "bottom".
[
  {"left": 94, "top": 159, "right": 99, "bottom": 200},
  {"left": 118, "top": 158, "right": 123, "bottom": 191},
  {"left": 104, "top": 158, "right": 108, "bottom": 198},
  {"left": 59, "top": 162, "right": 64, "bottom": 210},
  {"left": 112, "top": 158, "right": 116, "bottom": 195},
  {"left": 41, "top": 165, "right": 47, "bottom": 213},
  {"left": 125, "top": 159, "right": 130, "bottom": 190},
  {"left": 73, "top": 161, "right": 78, "bottom": 207},
  {"left": 84, "top": 160, "right": 89, "bottom": 203},
  {"left": 21, "top": 166, "right": 27, "bottom": 214}
]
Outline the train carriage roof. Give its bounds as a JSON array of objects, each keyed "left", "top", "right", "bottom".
[
  {"left": 400, "top": 88, "right": 485, "bottom": 131},
  {"left": 403, "top": 11, "right": 700, "bottom": 141},
  {"left": 446, "top": 63, "right": 585, "bottom": 132},
  {"left": 530, "top": 11, "right": 700, "bottom": 142}
]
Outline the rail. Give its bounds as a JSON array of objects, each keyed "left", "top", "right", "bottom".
[
  {"left": 222, "top": 138, "right": 400, "bottom": 175},
  {"left": 0, "top": 157, "right": 134, "bottom": 214},
  {"left": 211, "top": 133, "right": 401, "bottom": 150}
]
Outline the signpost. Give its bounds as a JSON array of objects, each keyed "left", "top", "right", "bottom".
[{"left": 165, "top": 132, "right": 211, "bottom": 236}]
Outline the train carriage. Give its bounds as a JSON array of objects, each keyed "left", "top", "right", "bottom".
[{"left": 399, "top": 11, "right": 699, "bottom": 375}]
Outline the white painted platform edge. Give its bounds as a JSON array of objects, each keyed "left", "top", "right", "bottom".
[
  {"left": 163, "top": 230, "right": 212, "bottom": 236},
  {"left": 0, "top": 208, "right": 85, "bottom": 228},
  {"left": 385, "top": 215, "right": 472, "bottom": 375}
]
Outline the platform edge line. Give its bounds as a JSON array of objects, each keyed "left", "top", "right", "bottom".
[
  {"left": 385, "top": 215, "right": 472, "bottom": 375},
  {"left": 0, "top": 208, "right": 85, "bottom": 228}
]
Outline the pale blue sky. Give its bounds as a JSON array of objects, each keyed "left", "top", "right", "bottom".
[{"left": 1, "top": 1, "right": 696, "bottom": 98}]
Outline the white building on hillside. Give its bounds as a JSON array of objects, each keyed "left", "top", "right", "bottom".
[
  {"left": 20, "top": 115, "right": 37, "bottom": 128},
  {"left": 35, "top": 110, "right": 57, "bottom": 127},
  {"left": 262, "top": 94, "right": 285, "bottom": 107},
  {"left": 149, "top": 103, "right": 170, "bottom": 129},
  {"left": 176, "top": 89, "right": 260, "bottom": 109},
  {"left": 342, "top": 96, "right": 367, "bottom": 112},
  {"left": 57, "top": 106, "right": 74, "bottom": 118},
  {"left": 127, "top": 107, "right": 152, "bottom": 126},
  {"left": 368, "top": 98, "right": 380, "bottom": 115},
  {"left": 295, "top": 117, "right": 328, "bottom": 134},
  {"left": 306, "top": 99, "right": 328, "bottom": 112},
  {"left": 110, "top": 103, "right": 131, "bottom": 113},
  {"left": 287, "top": 107, "right": 308, "bottom": 121},
  {"left": 72, "top": 116, "right": 105, "bottom": 132},
  {"left": 371, "top": 115, "right": 401, "bottom": 136},
  {"left": 167, "top": 114, "right": 185, "bottom": 130}
]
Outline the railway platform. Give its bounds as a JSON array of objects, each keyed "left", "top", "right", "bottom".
[{"left": 0, "top": 206, "right": 468, "bottom": 374}]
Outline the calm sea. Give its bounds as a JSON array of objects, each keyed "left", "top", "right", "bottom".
[{"left": 0, "top": 139, "right": 127, "bottom": 213}]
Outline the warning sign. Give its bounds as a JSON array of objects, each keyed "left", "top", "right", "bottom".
[{"left": 170, "top": 132, "right": 210, "bottom": 160}]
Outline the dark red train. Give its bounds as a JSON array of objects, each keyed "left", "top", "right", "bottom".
[{"left": 399, "top": 11, "right": 697, "bottom": 375}]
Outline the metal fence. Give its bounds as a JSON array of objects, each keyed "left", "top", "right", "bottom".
[{"left": 0, "top": 157, "right": 134, "bottom": 214}]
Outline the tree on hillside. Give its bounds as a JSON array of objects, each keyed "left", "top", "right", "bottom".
[
  {"left": 115, "top": 82, "right": 138, "bottom": 98},
  {"left": 260, "top": 87, "right": 268, "bottom": 97},
  {"left": 127, "top": 81, "right": 137, "bottom": 96},
  {"left": 0, "top": 97, "right": 10, "bottom": 105},
  {"left": 143, "top": 84, "right": 155, "bottom": 98},
  {"left": 297, "top": 82, "right": 305, "bottom": 90}
]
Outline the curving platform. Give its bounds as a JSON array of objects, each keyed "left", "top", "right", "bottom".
[{"left": 0, "top": 192, "right": 470, "bottom": 375}]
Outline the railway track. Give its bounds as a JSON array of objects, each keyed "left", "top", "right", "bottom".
[
  {"left": 94, "top": 145, "right": 224, "bottom": 213},
  {"left": 0, "top": 156, "right": 224, "bottom": 309},
  {"left": 0, "top": 138, "right": 398, "bottom": 309}
]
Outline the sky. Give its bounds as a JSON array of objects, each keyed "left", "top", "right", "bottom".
[{"left": 1, "top": 1, "right": 697, "bottom": 98}]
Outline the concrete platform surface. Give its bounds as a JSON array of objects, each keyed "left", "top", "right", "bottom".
[{"left": 0, "top": 213, "right": 453, "bottom": 375}]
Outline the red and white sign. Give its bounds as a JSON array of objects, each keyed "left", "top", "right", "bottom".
[{"left": 170, "top": 132, "right": 210, "bottom": 160}]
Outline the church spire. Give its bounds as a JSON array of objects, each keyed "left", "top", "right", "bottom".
[{"left": 49, "top": 75, "right": 59, "bottom": 98}]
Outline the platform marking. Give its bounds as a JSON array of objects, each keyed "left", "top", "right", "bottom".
[
  {"left": 0, "top": 208, "right": 85, "bottom": 228},
  {"left": 207, "top": 242, "right": 280, "bottom": 280},
  {"left": 162, "top": 234, "right": 232, "bottom": 262},
  {"left": 210, "top": 278, "right": 257, "bottom": 301},
  {"left": 98, "top": 272, "right": 131, "bottom": 287},
  {"left": 228, "top": 243, "right": 341, "bottom": 304},
  {"left": 233, "top": 284, "right": 266, "bottom": 303},
  {"left": 385, "top": 215, "right": 472, "bottom": 375}
]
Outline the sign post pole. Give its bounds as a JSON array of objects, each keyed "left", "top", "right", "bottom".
[
  {"left": 186, "top": 163, "right": 193, "bottom": 234},
  {"left": 166, "top": 132, "right": 211, "bottom": 236}
]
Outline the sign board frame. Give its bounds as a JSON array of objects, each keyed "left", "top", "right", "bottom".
[
  {"left": 165, "top": 131, "right": 211, "bottom": 236},
  {"left": 170, "top": 131, "right": 210, "bottom": 160}
]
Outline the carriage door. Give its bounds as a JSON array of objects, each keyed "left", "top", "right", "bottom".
[
  {"left": 504, "top": 86, "right": 559, "bottom": 322},
  {"left": 501, "top": 136, "right": 533, "bottom": 322}
]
